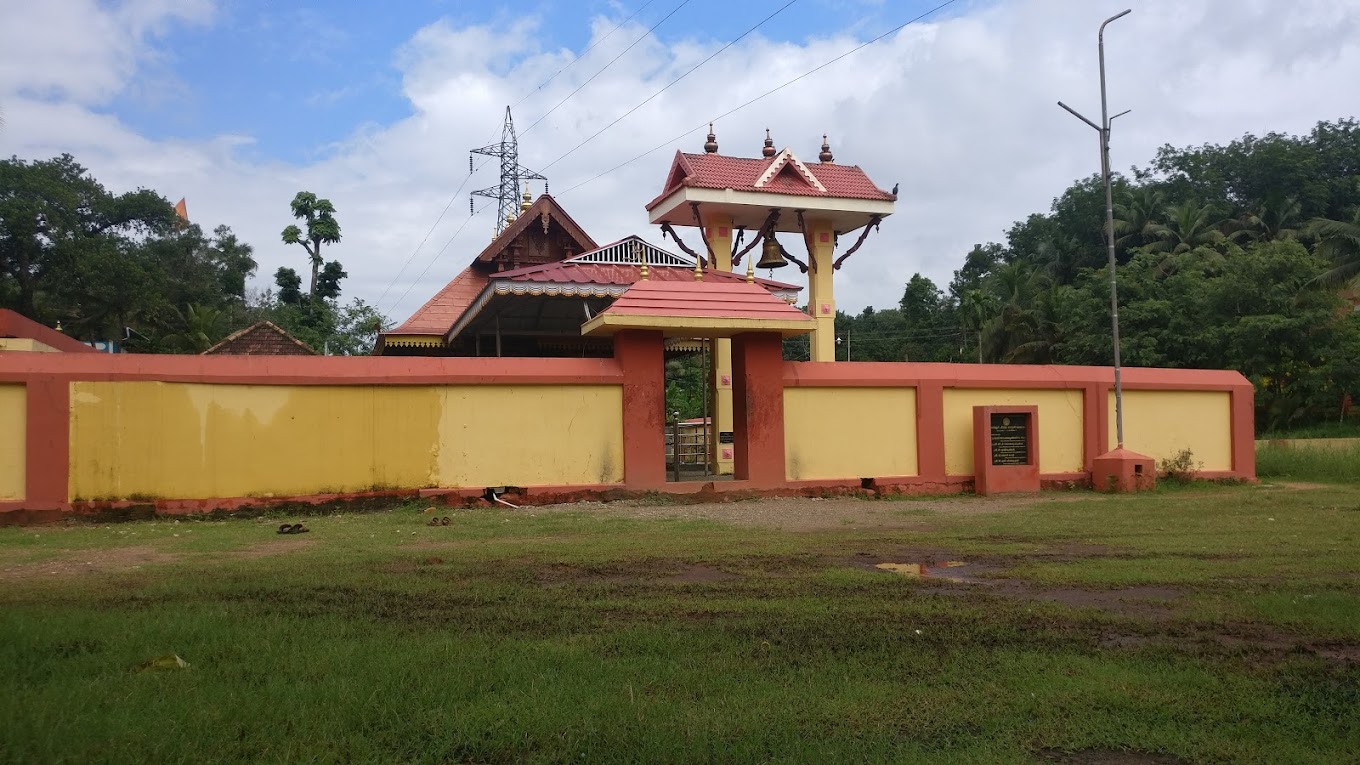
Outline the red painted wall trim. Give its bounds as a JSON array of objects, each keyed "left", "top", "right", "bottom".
[
  {"left": 24, "top": 376, "right": 70, "bottom": 508},
  {"left": 732, "top": 333, "right": 785, "bottom": 488},
  {"left": 783, "top": 361, "right": 1251, "bottom": 392},
  {"left": 0, "top": 354, "right": 624, "bottom": 386},
  {"left": 614, "top": 331, "right": 667, "bottom": 489},
  {"left": 915, "top": 382, "right": 947, "bottom": 482},
  {"left": 1083, "top": 383, "right": 1102, "bottom": 471},
  {"left": 0, "top": 309, "right": 98, "bottom": 354},
  {"left": 1230, "top": 386, "right": 1256, "bottom": 476}
]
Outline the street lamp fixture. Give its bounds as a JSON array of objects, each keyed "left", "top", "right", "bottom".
[{"left": 1058, "top": 8, "right": 1131, "bottom": 449}]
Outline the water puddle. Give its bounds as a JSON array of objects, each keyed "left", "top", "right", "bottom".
[{"left": 873, "top": 561, "right": 982, "bottom": 583}]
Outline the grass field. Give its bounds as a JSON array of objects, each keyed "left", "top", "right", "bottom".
[{"left": 2, "top": 482, "right": 1358, "bottom": 764}]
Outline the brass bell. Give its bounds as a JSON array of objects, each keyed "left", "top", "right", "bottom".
[{"left": 757, "top": 234, "right": 788, "bottom": 269}]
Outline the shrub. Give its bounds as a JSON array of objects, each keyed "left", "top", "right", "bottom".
[{"left": 1159, "top": 449, "right": 1202, "bottom": 483}]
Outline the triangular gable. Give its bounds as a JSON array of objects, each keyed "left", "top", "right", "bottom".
[
  {"left": 203, "top": 321, "right": 317, "bottom": 356},
  {"left": 754, "top": 149, "right": 826, "bottom": 193},
  {"left": 658, "top": 151, "right": 695, "bottom": 200},
  {"left": 473, "top": 193, "right": 597, "bottom": 264}
]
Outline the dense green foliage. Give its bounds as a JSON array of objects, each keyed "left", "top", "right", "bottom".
[
  {"left": 0, "top": 157, "right": 387, "bottom": 354},
  {"left": 819, "top": 119, "right": 1360, "bottom": 430}
]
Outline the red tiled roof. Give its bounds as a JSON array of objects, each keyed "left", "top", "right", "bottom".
[
  {"left": 599, "top": 280, "right": 814, "bottom": 322},
  {"left": 493, "top": 260, "right": 801, "bottom": 292},
  {"left": 203, "top": 321, "right": 317, "bottom": 356},
  {"left": 387, "top": 266, "right": 490, "bottom": 335},
  {"left": 473, "top": 194, "right": 597, "bottom": 263},
  {"left": 646, "top": 150, "right": 894, "bottom": 210}
]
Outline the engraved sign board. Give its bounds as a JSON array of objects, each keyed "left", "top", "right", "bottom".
[
  {"left": 718, "top": 431, "right": 734, "bottom": 444},
  {"left": 990, "top": 413, "right": 1030, "bottom": 466}
]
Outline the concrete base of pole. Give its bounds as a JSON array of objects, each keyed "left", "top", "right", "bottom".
[{"left": 1092, "top": 448, "right": 1156, "bottom": 493}]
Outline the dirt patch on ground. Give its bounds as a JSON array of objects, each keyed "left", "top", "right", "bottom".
[
  {"left": 0, "top": 545, "right": 180, "bottom": 582},
  {"left": 525, "top": 494, "right": 1090, "bottom": 532}
]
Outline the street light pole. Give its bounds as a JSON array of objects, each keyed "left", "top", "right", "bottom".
[{"left": 1058, "top": 8, "right": 1131, "bottom": 449}]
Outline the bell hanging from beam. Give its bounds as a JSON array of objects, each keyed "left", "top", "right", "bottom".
[{"left": 757, "top": 233, "right": 788, "bottom": 269}]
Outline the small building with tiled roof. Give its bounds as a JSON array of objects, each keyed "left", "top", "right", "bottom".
[{"left": 203, "top": 321, "right": 317, "bottom": 356}]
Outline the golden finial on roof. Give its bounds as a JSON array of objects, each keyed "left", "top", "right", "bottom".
[
  {"left": 694, "top": 251, "right": 704, "bottom": 281},
  {"left": 635, "top": 240, "right": 649, "bottom": 280},
  {"left": 819, "top": 134, "right": 834, "bottom": 163},
  {"left": 521, "top": 182, "right": 532, "bottom": 212},
  {"left": 704, "top": 123, "right": 718, "bottom": 154},
  {"left": 762, "top": 129, "right": 776, "bottom": 158},
  {"left": 746, "top": 253, "right": 755, "bottom": 283}
]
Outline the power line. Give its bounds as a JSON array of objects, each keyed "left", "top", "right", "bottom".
[
  {"left": 558, "top": 0, "right": 960, "bottom": 196},
  {"left": 374, "top": 3, "right": 659, "bottom": 313},
  {"left": 509, "top": 0, "right": 659, "bottom": 111},
  {"left": 385, "top": 198, "right": 498, "bottom": 319},
  {"left": 540, "top": 0, "right": 800, "bottom": 173},
  {"left": 519, "top": 0, "right": 693, "bottom": 138}
]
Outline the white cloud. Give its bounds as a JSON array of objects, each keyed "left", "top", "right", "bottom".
[{"left": 2, "top": 0, "right": 1359, "bottom": 323}]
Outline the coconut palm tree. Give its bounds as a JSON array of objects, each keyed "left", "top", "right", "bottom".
[
  {"left": 958, "top": 289, "right": 997, "bottom": 364},
  {"left": 1147, "top": 200, "right": 1227, "bottom": 255},
  {"left": 1113, "top": 186, "right": 1165, "bottom": 250},
  {"left": 1308, "top": 208, "right": 1360, "bottom": 288},
  {"left": 1232, "top": 196, "right": 1304, "bottom": 243},
  {"left": 162, "top": 304, "right": 228, "bottom": 353}
]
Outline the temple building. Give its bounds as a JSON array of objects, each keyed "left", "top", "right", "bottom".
[
  {"left": 378, "top": 126, "right": 895, "bottom": 477},
  {"left": 375, "top": 191, "right": 800, "bottom": 357}
]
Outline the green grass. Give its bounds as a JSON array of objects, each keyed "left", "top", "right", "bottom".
[
  {"left": 1256, "top": 441, "right": 1360, "bottom": 483},
  {"left": 2, "top": 487, "right": 1359, "bottom": 764},
  {"left": 1258, "top": 419, "right": 1360, "bottom": 440}
]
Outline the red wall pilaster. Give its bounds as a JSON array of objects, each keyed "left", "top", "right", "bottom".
[
  {"left": 613, "top": 330, "right": 667, "bottom": 489},
  {"left": 1230, "top": 383, "right": 1256, "bottom": 479},
  {"left": 732, "top": 333, "right": 785, "bottom": 487},
  {"left": 915, "top": 382, "right": 946, "bottom": 482},
  {"left": 1083, "top": 383, "right": 1102, "bottom": 470},
  {"left": 25, "top": 376, "right": 70, "bottom": 509}
]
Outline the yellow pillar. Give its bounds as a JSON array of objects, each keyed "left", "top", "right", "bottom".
[
  {"left": 806, "top": 218, "right": 837, "bottom": 362},
  {"left": 701, "top": 212, "right": 735, "bottom": 475}
]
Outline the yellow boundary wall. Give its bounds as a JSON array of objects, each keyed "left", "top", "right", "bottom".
[{"left": 68, "top": 382, "right": 624, "bottom": 501}]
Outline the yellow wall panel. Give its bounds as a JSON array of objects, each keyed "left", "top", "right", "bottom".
[
  {"left": 0, "top": 385, "right": 24, "bottom": 500},
  {"left": 69, "top": 382, "right": 624, "bottom": 501},
  {"left": 434, "top": 385, "right": 624, "bottom": 487},
  {"left": 942, "top": 388, "right": 1086, "bottom": 475},
  {"left": 1109, "top": 390, "right": 1232, "bottom": 470},
  {"left": 0, "top": 338, "right": 60, "bottom": 352},
  {"left": 785, "top": 387, "right": 918, "bottom": 480}
]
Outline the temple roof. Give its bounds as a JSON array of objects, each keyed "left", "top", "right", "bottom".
[
  {"left": 386, "top": 266, "right": 490, "bottom": 336},
  {"left": 646, "top": 149, "right": 895, "bottom": 212},
  {"left": 581, "top": 280, "right": 814, "bottom": 338},
  {"left": 472, "top": 193, "right": 596, "bottom": 263}
]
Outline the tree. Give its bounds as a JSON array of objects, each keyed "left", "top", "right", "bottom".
[
  {"left": 280, "top": 191, "right": 342, "bottom": 298},
  {"left": 1147, "top": 200, "right": 1227, "bottom": 255},
  {"left": 1114, "top": 186, "right": 1165, "bottom": 250},
  {"left": 1308, "top": 208, "right": 1360, "bottom": 288},
  {"left": 274, "top": 267, "right": 304, "bottom": 305},
  {"left": 162, "top": 304, "right": 229, "bottom": 353}
]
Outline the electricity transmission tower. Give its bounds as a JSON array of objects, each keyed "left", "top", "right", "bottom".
[{"left": 471, "top": 106, "right": 547, "bottom": 236}]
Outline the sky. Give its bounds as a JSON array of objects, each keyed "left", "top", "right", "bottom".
[{"left": 2, "top": 0, "right": 1359, "bottom": 326}]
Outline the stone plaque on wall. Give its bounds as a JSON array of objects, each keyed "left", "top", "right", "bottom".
[{"left": 990, "top": 413, "right": 1030, "bottom": 466}]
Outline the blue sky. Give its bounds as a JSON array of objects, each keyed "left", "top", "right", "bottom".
[{"left": 108, "top": 0, "right": 949, "bottom": 164}]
